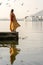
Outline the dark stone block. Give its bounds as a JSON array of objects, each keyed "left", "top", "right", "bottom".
[{"left": 0, "top": 32, "right": 18, "bottom": 41}]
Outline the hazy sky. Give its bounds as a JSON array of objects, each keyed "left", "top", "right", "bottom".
[
  {"left": 0, "top": 0, "right": 43, "bottom": 32},
  {"left": 0, "top": 0, "right": 43, "bottom": 18}
]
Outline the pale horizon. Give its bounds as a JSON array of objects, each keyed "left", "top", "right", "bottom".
[{"left": 0, "top": 0, "right": 43, "bottom": 18}]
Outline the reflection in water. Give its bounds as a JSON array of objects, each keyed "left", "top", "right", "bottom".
[
  {"left": 10, "top": 44, "right": 20, "bottom": 65},
  {"left": 0, "top": 40, "right": 20, "bottom": 65},
  {"left": 0, "top": 40, "right": 18, "bottom": 47},
  {"left": 32, "top": 21, "right": 42, "bottom": 32}
]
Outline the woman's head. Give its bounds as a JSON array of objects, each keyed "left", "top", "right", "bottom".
[{"left": 11, "top": 9, "right": 14, "bottom": 13}]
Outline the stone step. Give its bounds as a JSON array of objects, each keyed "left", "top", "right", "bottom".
[{"left": 0, "top": 32, "right": 18, "bottom": 41}]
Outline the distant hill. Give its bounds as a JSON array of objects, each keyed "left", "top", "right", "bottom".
[{"left": 32, "top": 10, "right": 43, "bottom": 16}]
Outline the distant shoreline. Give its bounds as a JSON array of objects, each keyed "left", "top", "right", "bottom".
[{"left": 0, "top": 18, "right": 24, "bottom": 21}]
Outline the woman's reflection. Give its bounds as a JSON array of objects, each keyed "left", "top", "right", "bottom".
[{"left": 10, "top": 44, "right": 20, "bottom": 64}]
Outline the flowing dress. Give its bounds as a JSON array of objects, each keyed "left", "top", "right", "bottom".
[{"left": 10, "top": 13, "right": 20, "bottom": 31}]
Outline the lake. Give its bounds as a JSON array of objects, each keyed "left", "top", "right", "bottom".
[{"left": 0, "top": 20, "right": 43, "bottom": 65}]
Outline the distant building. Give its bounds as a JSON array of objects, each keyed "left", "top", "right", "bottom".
[
  {"left": 25, "top": 16, "right": 32, "bottom": 21},
  {"left": 31, "top": 10, "right": 43, "bottom": 21}
]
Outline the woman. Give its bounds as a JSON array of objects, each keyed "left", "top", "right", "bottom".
[{"left": 10, "top": 9, "right": 20, "bottom": 32}]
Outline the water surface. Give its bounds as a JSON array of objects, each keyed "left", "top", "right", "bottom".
[{"left": 0, "top": 21, "right": 43, "bottom": 65}]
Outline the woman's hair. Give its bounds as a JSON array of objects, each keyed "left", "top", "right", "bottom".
[{"left": 11, "top": 9, "right": 14, "bottom": 13}]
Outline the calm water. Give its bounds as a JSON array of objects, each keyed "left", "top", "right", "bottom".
[{"left": 0, "top": 21, "right": 43, "bottom": 65}]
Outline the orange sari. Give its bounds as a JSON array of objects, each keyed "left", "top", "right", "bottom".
[{"left": 10, "top": 13, "right": 20, "bottom": 31}]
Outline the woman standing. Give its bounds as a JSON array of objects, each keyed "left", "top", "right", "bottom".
[{"left": 10, "top": 9, "right": 20, "bottom": 32}]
